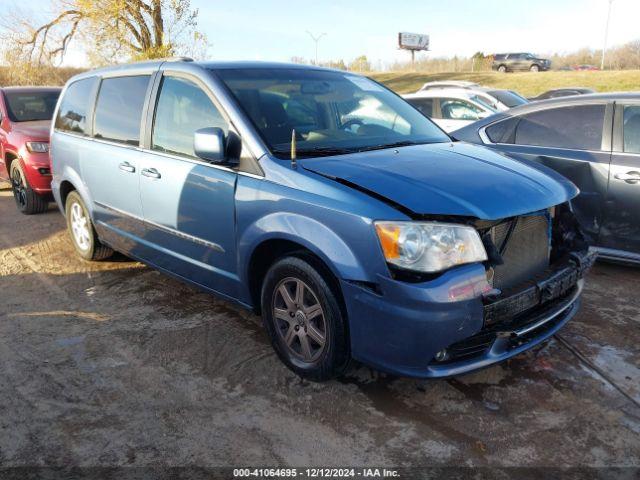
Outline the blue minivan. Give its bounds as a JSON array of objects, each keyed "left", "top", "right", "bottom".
[{"left": 50, "top": 59, "right": 595, "bottom": 381}]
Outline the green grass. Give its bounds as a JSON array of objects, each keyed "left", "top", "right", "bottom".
[{"left": 368, "top": 70, "right": 640, "bottom": 96}]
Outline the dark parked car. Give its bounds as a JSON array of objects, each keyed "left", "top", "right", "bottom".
[
  {"left": 529, "top": 87, "right": 595, "bottom": 101},
  {"left": 51, "top": 59, "right": 594, "bottom": 381},
  {"left": 0, "top": 86, "right": 61, "bottom": 213},
  {"left": 453, "top": 93, "right": 640, "bottom": 264},
  {"left": 573, "top": 65, "right": 599, "bottom": 71},
  {"left": 492, "top": 53, "right": 551, "bottom": 72}
]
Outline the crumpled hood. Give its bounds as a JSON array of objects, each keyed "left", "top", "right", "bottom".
[
  {"left": 300, "top": 142, "right": 578, "bottom": 220},
  {"left": 12, "top": 120, "right": 51, "bottom": 139}
]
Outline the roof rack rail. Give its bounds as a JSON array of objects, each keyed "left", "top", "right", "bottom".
[{"left": 163, "top": 56, "right": 194, "bottom": 62}]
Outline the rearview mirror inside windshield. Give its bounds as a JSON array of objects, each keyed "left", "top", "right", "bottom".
[{"left": 300, "top": 81, "right": 335, "bottom": 95}]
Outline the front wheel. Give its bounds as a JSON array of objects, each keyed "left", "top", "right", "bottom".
[
  {"left": 530, "top": 64, "right": 540, "bottom": 72},
  {"left": 65, "top": 191, "right": 113, "bottom": 261},
  {"left": 497, "top": 65, "right": 507, "bottom": 73},
  {"left": 261, "top": 256, "right": 350, "bottom": 381},
  {"left": 10, "top": 162, "right": 48, "bottom": 215}
]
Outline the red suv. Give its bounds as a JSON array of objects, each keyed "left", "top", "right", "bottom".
[{"left": 0, "top": 86, "right": 61, "bottom": 214}]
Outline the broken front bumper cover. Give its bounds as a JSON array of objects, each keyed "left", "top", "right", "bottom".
[
  {"left": 425, "top": 249, "right": 597, "bottom": 377},
  {"left": 484, "top": 249, "right": 597, "bottom": 326}
]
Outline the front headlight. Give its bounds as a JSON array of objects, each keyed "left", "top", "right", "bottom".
[
  {"left": 25, "top": 142, "right": 49, "bottom": 153},
  {"left": 375, "top": 221, "right": 487, "bottom": 273}
]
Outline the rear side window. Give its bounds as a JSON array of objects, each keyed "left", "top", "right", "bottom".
[
  {"left": 55, "top": 77, "right": 98, "bottom": 135},
  {"left": 152, "top": 76, "right": 228, "bottom": 158},
  {"left": 623, "top": 106, "right": 640, "bottom": 154},
  {"left": 486, "top": 116, "right": 519, "bottom": 143},
  {"left": 408, "top": 98, "right": 434, "bottom": 117},
  {"left": 486, "top": 105, "right": 605, "bottom": 150},
  {"left": 439, "top": 98, "right": 483, "bottom": 121},
  {"left": 94, "top": 75, "right": 150, "bottom": 146}
]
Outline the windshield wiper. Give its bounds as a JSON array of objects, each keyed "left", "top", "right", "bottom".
[
  {"left": 272, "top": 140, "right": 430, "bottom": 159},
  {"left": 356, "top": 140, "right": 425, "bottom": 152},
  {"left": 272, "top": 146, "right": 357, "bottom": 158}
]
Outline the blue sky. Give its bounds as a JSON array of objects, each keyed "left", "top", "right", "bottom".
[{"left": 6, "top": 0, "right": 640, "bottom": 67}]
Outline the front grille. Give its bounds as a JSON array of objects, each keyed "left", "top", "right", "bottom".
[{"left": 490, "top": 215, "right": 550, "bottom": 290}]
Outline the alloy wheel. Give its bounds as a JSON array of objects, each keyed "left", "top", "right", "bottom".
[
  {"left": 70, "top": 202, "right": 91, "bottom": 251},
  {"left": 10, "top": 167, "right": 27, "bottom": 209},
  {"left": 272, "top": 277, "right": 327, "bottom": 363}
]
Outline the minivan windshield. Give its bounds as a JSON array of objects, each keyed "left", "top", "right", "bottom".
[
  {"left": 215, "top": 68, "right": 450, "bottom": 159},
  {"left": 4, "top": 90, "right": 60, "bottom": 122}
]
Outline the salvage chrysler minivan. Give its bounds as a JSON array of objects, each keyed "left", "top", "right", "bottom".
[{"left": 50, "top": 59, "right": 595, "bottom": 381}]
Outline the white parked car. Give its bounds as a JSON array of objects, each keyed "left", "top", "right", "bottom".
[
  {"left": 417, "top": 83, "right": 529, "bottom": 112},
  {"left": 403, "top": 89, "right": 497, "bottom": 132}
]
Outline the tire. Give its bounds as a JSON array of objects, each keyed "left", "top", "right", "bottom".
[
  {"left": 530, "top": 64, "right": 540, "bottom": 72},
  {"left": 65, "top": 191, "right": 113, "bottom": 261},
  {"left": 10, "top": 162, "right": 48, "bottom": 215},
  {"left": 498, "top": 65, "right": 507, "bottom": 73},
  {"left": 261, "top": 255, "right": 350, "bottom": 381}
]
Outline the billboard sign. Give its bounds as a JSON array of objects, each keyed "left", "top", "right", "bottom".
[{"left": 398, "top": 32, "right": 430, "bottom": 51}]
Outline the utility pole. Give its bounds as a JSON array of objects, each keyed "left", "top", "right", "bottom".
[
  {"left": 601, "top": 0, "right": 614, "bottom": 70},
  {"left": 306, "top": 31, "right": 326, "bottom": 65}
]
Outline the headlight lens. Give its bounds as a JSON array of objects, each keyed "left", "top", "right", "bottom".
[
  {"left": 375, "top": 221, "right": 487, "bottom": 273},
  {"left": 25, "top": 142, "right": 49, "bottom": 153}
]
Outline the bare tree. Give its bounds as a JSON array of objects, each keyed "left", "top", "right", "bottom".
[{"left": 1, "top": 0, "right": 207, "bottom": 65}]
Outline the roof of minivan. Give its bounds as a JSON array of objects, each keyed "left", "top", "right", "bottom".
[
  {"left": 197, "top": 60, "right": 340, "bottom": 71},
  {"left": 73, "top": 59, "right": 346, "bottom": 78}
]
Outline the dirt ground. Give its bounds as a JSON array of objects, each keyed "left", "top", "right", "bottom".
[{"left": 0, "top": 182, "right": 638, "bottom": 474}]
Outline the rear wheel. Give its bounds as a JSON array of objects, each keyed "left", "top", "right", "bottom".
[
  {"left": 261, "top": 256, "right": 350, "bottom": 381},
  {"left": 498, "top": 65, "right": 507, "bottom": 73},
  {"left": 530, "top": 64, "right": 540, "bottom": 72},
  {"left": 65, "top": 191, "right": 113, "bottom": 261},
  {"left": 10, "top": 162, "right": 48, "bottom": 215}
]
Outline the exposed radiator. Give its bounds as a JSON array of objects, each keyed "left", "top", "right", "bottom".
[{"left": 490, "top": 215, "right": 550, "bottom": 290}]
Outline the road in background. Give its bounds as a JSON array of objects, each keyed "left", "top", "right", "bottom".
[{"left": 0, "top": 183, "right": 638, "bottom": 468}]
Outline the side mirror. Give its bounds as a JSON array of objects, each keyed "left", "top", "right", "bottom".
[{"left": 194, "top": 127, "right": 226, "bottom": 163}]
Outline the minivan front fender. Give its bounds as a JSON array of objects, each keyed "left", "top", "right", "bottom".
[{"left": 239, "top": 212, "right": 373, "bottom": 301}]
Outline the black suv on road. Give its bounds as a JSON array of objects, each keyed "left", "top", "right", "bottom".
[{"left": 492, "top": 53, "right": 551, "bottom": 72}]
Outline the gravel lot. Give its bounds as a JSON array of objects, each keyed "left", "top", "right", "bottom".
[{"left": 0, "top": 182, "right": 638, "bottom": 474}]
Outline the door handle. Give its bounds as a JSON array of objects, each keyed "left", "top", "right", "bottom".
[
  {"left": 118, "top": 162, "right": 135, "bottom": 173},
  {"left": 141, "top": 167, "right": 161, "bottom": 179},
  {"left": 614, "top": 171, "right": 640, "bottom": 184}
]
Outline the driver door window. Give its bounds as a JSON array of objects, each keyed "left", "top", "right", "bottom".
[{"left": 152, "top": 76, "right": 228, "bottom": 158}]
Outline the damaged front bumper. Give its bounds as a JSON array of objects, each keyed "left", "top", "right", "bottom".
[
  {"left": 342, "top": 249, "right": 596, "bottom": 379},
  {"left": 425, "top": 249, "right": 597, "bottom": 377}
]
